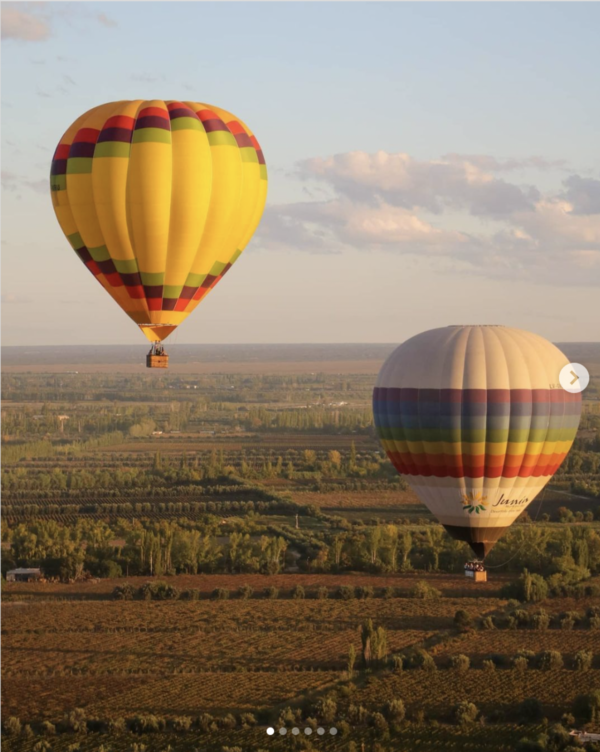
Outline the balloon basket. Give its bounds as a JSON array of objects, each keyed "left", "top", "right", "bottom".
[
  {"left": 147, "top": 353, "right": 169, "bottom": 369},
  {"left": 464, "top": 563, "right": 487, "bottom": 582}
]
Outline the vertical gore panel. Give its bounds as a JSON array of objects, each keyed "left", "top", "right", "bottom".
[
  {"left": 165, "top": 103, "right": 212, "bottom": 290},
  {"left": 187, "top": 102, "right": 243, "bottom": 276},
  {"left": 127, "top": 100, "right": 172, "bottom": 315}
]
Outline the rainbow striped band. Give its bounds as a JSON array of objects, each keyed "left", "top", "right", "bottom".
[{"left": 373, "top": 387, "right": 582, "bottom": 480}]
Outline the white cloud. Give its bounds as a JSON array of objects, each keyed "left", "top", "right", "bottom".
[
  {"left": 298, "top": 151, "right": 539, "bottom": 217},
  {"left": 259, "top": 150, "right": 600, "bottom": 286},
  {"left": 1, "top": 4, "right": 117, "bottom": 42},
  {"left": 559, "top": 176, "right": 600, "bottom": 216},
  {"left": 1, "top": 6, "right": 50, "bottom": 41}
]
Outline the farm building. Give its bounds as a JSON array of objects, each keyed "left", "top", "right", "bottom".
[
  {"left": 6, "top": 568, "right": 42, "bottom": 583},
  {"left": 570, "top": 731, "right": 600, "bottom": 743}
]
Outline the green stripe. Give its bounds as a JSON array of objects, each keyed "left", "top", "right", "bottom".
[
  {"left": 132, "top": 129, "right": 172, "bottom": 145},
  {"left": 114, "top": 258, "right": 139, "bottom": 274},
  {"left": 88, "top": 245, "right": 111, "bottom": 262},
  {"left": 140, "top": 271, "right": 165, "bottom": 286},
  {"left": 376, "top": 427, "right": 579, "bottom": 444},
  {"left": 171, "top": 118, "right": 204, "bottom": 132},
  {"left": 94, "top": 142, "right": 131, "bottom": 158},
  {"left": 229, "top": 249, "right": 243, "bottom": 264},
  {"left": 207, "top": 131, "right": 237, "bottom": 147},
  {"left": 240, "top": 147, "right": 259, "bottom": 163},
  {"left": 209, "top": 260, "right": 227, "bottom": 276},
  {"left": 67, "top": 158, "right": 93, "bottom": 175},
  {"left": 260, "top": 164, "right": 268, "bottom": 180},
  {"left": 67, "top": 232, "right": 85, "bottom": 250},
  {"left": 185, "top": 273, "right": 207, "bottom": 287},
  {"left": 50, "top": 175, "right": 66, "bottom": 191},
  {"left": 164, "top": 285, "right": 183, "bottom": 298}
]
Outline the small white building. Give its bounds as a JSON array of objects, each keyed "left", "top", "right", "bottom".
[
  {"left": 6, "top": 568, "right": 42, "bottom": 583},
  {"left": 570, "top": 730, "right": 600, "bottom": 743}
]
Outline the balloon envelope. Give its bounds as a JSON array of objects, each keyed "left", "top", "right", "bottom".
[
  {"left": 373, "top": 325, "right": 582, "bottom": 558},
  {"left": 50, "top": 100, "right": 267, "bottom": 342}
]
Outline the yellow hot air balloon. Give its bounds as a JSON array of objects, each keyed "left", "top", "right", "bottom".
[
  {"left": 373, "top": 326, "right": 582, "bottom": 566},
  {"left": 50, "top": 100, "right": 267, "bottom": 367}
]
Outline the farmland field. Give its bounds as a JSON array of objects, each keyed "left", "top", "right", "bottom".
[{"left": 2, "top": 344, "right": 600, "bottom": 751}]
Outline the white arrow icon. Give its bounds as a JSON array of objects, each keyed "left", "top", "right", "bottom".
[{"left": 560, "top": 363, "right": 590, "bottom": 394}]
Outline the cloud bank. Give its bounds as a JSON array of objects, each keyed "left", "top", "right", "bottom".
[
  {"left": 259, "top": 151, "right": 600, "bottom": 286},
  {"left": 1, "top": 4, "right": 117, "bottom": 42},
  {"left": 1, "top": 6, "right": 50, "bottom": 41}
]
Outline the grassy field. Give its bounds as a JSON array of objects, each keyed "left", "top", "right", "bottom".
[{"left": 2, "top": 346, "right": 599, "bottom": 751}]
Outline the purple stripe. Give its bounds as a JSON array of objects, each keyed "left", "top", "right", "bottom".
[
  {"left": 121, "top": 272, "right": 143, "bottom": 287},
  {"left": 202, "top": 119, "right": 228, "bottom": 133},
  {"left": 51, "top": 160, "right": 67, "bottom": 176},
  {"left": 162, "top": 298, "right": 178, "bottom": 311},
  {"left": 169, "top": 108, "right": 199, "bottom": 121},
  {"left": 373, "top": 387, "right": 578, "bottom": 404},
  {"left": 97, "top": 259, "right": 117, "bottom": 275},
  {"left": 135, "top": 116, "right": 171, "bottom": 131},
  {"left": 234, "top": 133, "right": 253, "bottom": 148},
  {"left": 256, "top": 149, "right": 266, "bottom": 165},
  {"left": 144, "top": 285, "right": 163, "bottom": 299},
  {"left": 97, "top": 127, "right": 134, "bottom": 144},
  {"left": 201, "top": 274, "right": 217, "bottom": 288},
  {"left": 75, "top": 247, "right": 92, "bottom": 264},
  {"left": 69, "top": 142, "right": 96, "bottom": 158},
  {"left": 179, "top": 286, "right": 196, "bottom": 300}
]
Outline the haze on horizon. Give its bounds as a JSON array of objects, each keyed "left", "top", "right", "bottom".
[{"left": 2, "top": 2, "right": 599, "bottom": 347}]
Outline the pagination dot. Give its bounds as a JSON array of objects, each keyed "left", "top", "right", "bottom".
[
  {"left": 279, "top": 727, "right": 287, "bottom": 735},
  {"left": 304, "top": 727, "right": 312, "bottom": 735},
  {"left": 330, "top": 727, "right": 338, "bottom": 735},
  {"left": 292, "top": 727, "right": 300, "bottom": 735},
  {"left": 317, "top": 727, "right": 325, "bottom": 735},
  {"left": 266, "top": 727, "right": 275, "bottom": 736}
]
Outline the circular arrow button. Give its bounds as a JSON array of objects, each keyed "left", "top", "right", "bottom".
[{"left": 559, "top": 363, "right": 590, "bottom": 394}]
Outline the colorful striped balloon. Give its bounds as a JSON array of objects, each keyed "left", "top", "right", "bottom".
[
  {"left": 373, "top": 326, "right": 582, "bottom": 558},
  {"left": 50, "top": 100, "right": 267, "bottom": 343}
]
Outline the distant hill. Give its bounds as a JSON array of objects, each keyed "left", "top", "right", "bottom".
[
  {"left": 1, "top": 343, "right": 397, "bottom": 367},
  {"left": 2, "top": 342, "right": 599, "bottom": 368}
]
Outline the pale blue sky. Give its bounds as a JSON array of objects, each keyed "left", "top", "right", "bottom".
[{"left": 2, "top": 2, "right": 599, "bottom": 346}]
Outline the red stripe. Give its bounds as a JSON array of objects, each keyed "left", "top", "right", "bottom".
[
  {"left": 138, "top": 107, "right": 169, "bottom": 120},
  {"left": 196, "top": 109, "right": 218, "bottom": 122},
  {"left": 175, "top": 298, "right": 190, "bottom": 312},
  {"left": 147, "top": 298, "right": 162, "bottom": 311},
  {"left": 87, "top": 260, "right": 101, "bottom": 276},
  {"left": 127, "top": 285, "right": 146, "bottom": 300},
  {"left": 386, "top": 450, "right": 570, "bottom": 479},
  {"left": 73, "top": 128, "right": 100, "bottom": 144},
  {"left": 104, "top": 273, "right": 123, "bottom": 287},
  {"left": 104, "top": 115, "right": 135, "bottom": 130},
  {"left": 226, "top": 120, "right": 246, "bottom": 135},
  {"left": 54, "top": 144, "right": 70, "bottom": 160}
]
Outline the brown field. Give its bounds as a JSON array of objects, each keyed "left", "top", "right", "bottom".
[
  {"left": 1, "top": 586, "right": 504, "bottom": 722},
  {"left": 1, "top": 672, "right": 341, "bottom": 721},
  {"left": 430, "top": 628, "right": 600, "bottom": 663},
  {"left": 356, "top": 668, "right": 600, "bottom": 719},
  {"left": 292, "top": 489, "right": 423, "bottom": 509},
  {"left": 2, "top": 571, "right": 510, "bottom": 600}
]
